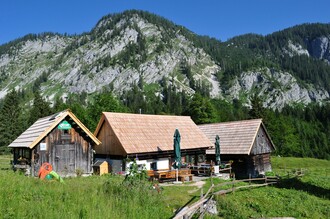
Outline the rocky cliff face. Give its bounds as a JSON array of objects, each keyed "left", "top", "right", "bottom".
[
  {"left": 228, "top": 68, "right": 329, "bottom": 109},
  {"left": 309, "top": 36, "right": 330, "bottom": 63},
  {"left": 0, "top": 11, "right": 329, "bottom": 109},
  {"left": 0, "top": 13, "right": 220, "bottom": 100},
  {"left": 284, "top": 36, "right": 330, "bottom": 63}
]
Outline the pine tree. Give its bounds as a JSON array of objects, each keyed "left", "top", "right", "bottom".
[
  {"left": 28, "top": 90, "right": 52, "bottom": 125},
  {"left": 0, "top": 90, "right": 24, "bottom": 153},
  {"left": 249, "top": 94, "right": 265, "bottom": 119},
  {"left": 185, "top": 93, "right": 216, "bottom": 124},
  {"left": 52, "top": 96, "right": 68, "bottom": 112},
  {"left": 87, "top": 91, "right": 126, "bottom": 131}
]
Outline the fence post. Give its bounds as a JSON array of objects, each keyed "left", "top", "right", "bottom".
[
  {"left": 232, "top": 174, "right": 235, "bottom": 193},
  {"left": 249, "top": 174, "right": 251, "bottom": 185},
  {"left": 200, "top": 187, "right": 204, "bottom": 213}
]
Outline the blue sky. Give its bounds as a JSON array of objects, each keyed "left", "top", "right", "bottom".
[{"left": 1, "top": 0, "right": 329, "bottom": 45}]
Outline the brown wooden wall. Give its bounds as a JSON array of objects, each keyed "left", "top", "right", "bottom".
[
  {"left": 250, "top": 127, "right": 273, "bottom": 155},
  {"left": 208, "top": 153, "right": 272, "bottom": 178},
  {"left": 251, "top": 153, "right": 272, "bottom": 175},
  {"left": 95, "top": 121, "right": 126, "bottom": 156},
  {"left": 32, "top": 127, "right": 93, "bottom": 177}
]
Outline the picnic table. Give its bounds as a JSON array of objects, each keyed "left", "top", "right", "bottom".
[{"left": 150, "top": 169, "right": 193, "bottom": 182}]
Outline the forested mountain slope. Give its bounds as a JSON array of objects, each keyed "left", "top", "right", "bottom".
[
  {"left": 0, "top": 11, "right": 329, "bottom": 109},
  {"left": 0, "top": 10, "right": 329, "bottom": 159}
]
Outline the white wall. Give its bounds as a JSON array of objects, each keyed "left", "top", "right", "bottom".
[
  {"left": 146, "top": 158, "right": 169, "bottom": 170},
  {"left": 125, "top": 157, "right": 170, "bottom": 172}
]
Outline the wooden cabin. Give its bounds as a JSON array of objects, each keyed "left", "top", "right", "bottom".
[
  {"left": 198, "top": 119, "right": 276, "bottom": 178},
  {"left": 94, "top": 112, "right": 212, "bottom": 173},
  {"left": 8, "top": 109, "right": 101, "bottom": 177}
]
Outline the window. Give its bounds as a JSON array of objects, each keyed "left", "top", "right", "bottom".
[
  {"left": 198, "top": 154, "right": 205, "bottom": 163},
  {"left": 150, "top": 162, "right": 157, "bottom": 170}
]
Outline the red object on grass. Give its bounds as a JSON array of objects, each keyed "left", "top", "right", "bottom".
[{"left": 38, "top": 162, "right": 53, "bottom": 179}]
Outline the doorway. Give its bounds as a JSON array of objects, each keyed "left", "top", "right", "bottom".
[{"left": 54, "top": 144, "right": 75, "bottom": 175}]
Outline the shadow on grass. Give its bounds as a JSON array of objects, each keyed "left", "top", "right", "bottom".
[
  {"left": 172, "top": 195, "right": 199, "bottom": 218},
  {"left": 276, "top": 177, "right": 330, "bottom": 200}
]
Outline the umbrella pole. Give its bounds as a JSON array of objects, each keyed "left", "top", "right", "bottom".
[
  {"left": 176, "top": 168, "right": 178, "bottom": 182},
  {"left": 173, "top": 162, "right": 182, "bottom": 184}
]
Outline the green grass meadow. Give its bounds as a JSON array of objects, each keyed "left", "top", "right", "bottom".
[
  {"left": 0, "top": 156, "right": 329, "bottom": 218},
  {"left": 0, "top": 155, "right": 201, "bottom": 219},
  {"left": 214, "top": 157, "right": 330, "bottom": 219}
]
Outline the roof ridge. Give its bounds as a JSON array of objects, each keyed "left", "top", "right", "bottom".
[
  {"left": 102, "top": 112, "right": 191, "bottom": 118},
  {"left": 198, "top": 118, "right": 262, "bottom": 126}
]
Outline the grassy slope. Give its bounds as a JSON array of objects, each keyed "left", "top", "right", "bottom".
[
  {"left": 0, "top": 155, "right": 202, "bottom": 219},
  {"left": 0, "top": 156, "right": 329, "bottom": 218},
  {"left": 215, "top": 157, "right": 330, "bottom": 219},
  {"left": 0, "top": 171, "right": 176, "bottom": 219}
]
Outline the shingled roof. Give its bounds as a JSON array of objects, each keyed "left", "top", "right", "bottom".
[
  {"left": 198, "top": 119, "right": 274, "bottom": 155},
  {"left": 8, "top": 109, "right": 101, "bottom": 149},
  {"left": 94, "top": 112, "right": 212, "bottom": 154}
]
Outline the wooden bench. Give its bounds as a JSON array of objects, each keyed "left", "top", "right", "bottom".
[
  {"left": 178, "top": 169, "right": 193, "bottom": 182},
  {"left": 156, "top": 170, "right": 176, "bottom": 182},
  {"left": 153, "top": 169, "right": 194, "bottom": 182},
  {"left": 158, "top": 170, "right": 176, "bottom": 182},
  {"left": 147, "top": 170, "right": 155, "bottom": 177},
  {"left": 147, "top": 170, "right": 156, "bottom": 181}
]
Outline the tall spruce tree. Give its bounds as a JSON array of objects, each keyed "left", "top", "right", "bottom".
[
  {"left": 249, "top": 94, "right": 265, "bottom": 119},
  {"left": 0, "top": 90, "right": 23, "bottom": 153},
  {"left": 28, "top": 90, "right": 52, "bottom": 125}
]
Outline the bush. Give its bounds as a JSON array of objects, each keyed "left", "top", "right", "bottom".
[{"left": 265, "top": 171, "right": 276, "bottom": 176}]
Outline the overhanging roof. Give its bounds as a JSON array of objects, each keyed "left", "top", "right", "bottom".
[
  {"left": 8, "top": 109, "right": 101, "bottom": 149},
  {"left": 94, "top": 112, "right": 212, "bottom": 154},
  {"left": 199, "top": 119, "right": 275, "bottom": 155}
]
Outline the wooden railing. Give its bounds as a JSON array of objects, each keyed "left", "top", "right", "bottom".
[
  {"left": 173, "top": 185, "right": 214, "bottom": 219},
  {"left": 214, "top": 176, "right": 279, "bottom": 195}
]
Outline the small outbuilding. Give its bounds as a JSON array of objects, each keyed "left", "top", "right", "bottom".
[
  {"left": 94, "top": 112, "right": 212, "bottom": 173},
  {"left": 198, "top": 119, "right": 276, "bottom": 178},
  {"left": 92, "top": 160, "right": 109, "bottom": 175},
  {"left": 8, "top": 109, "right": 101, "bottom": 177}
]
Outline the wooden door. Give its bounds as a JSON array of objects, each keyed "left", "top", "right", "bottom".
[
  {"left": 257, "top": 155, "right": 264, "bottom": 174},
  {"left": 54, "top": 144, "right": 75, "bottom": 175}
]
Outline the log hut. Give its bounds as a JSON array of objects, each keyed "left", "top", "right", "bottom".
[
  {"left": 198, "top": 119, "right": 276, "bottom": 178},
  {"left": 8, "top": 109, "right": 101, "bottom": 177},
  {"left": 93, "top": 112, "right": 212, "bottom": 173}
]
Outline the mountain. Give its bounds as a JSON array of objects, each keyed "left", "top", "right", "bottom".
[{"left": 0, "top": 10, "right": 329, "bottom": 109}]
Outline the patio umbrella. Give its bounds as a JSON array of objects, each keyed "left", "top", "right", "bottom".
[
  {"left": 215, "top": 135, "right": 221, "bottom": 166},
  {"left": 173, "top": 129, "right": 181, "bottom": 169}
]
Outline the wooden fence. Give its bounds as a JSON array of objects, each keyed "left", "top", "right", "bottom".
[
  {"left": 173, "top": 184, "right": 214, "bottom": 219},
  {"left": 272, "top": 167, "right": 307, "bottom": 177},
  {"left": 213, "top": 176, "right": 278, "bottom": 195},
  {"left": 172, "top": 176, "right": 279, "bottom": 219}
]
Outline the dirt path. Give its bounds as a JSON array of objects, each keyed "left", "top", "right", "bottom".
[{"left": 159, "top": 180, "right": 206, "bottom": 195}]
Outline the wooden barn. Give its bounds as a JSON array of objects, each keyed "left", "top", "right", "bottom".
[
  {"left": 8, "top": 109, "right": 101, "bottom": 177},
  {"left": 198, "top": 119, "right": 276, "bottom": 178},
  {"left": 94, "top": 112, "right": 212, "bottom": 173}
]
